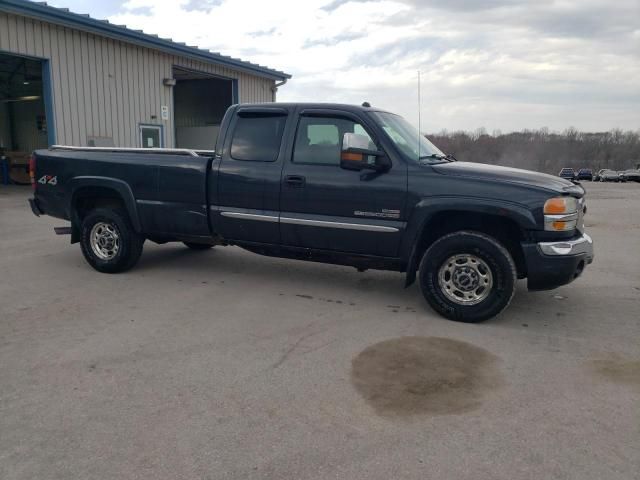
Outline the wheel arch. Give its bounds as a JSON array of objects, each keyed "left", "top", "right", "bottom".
[
  {"left": 67, "top": 177, "right": 142, "bottom": 241},
  {"left": 403, "top": 200, "right": 534, "bottom": 287}
]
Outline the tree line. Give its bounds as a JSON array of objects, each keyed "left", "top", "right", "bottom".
[{"left": 428, "top": 128, "right": 640, "bottom": 174}]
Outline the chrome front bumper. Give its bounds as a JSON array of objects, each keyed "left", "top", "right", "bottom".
[
  {"left": 523, "top": 232, "right": 594, "bottom": 290},
  {"left": 538, "top": 233, "right": 594, "bottom": 256}
]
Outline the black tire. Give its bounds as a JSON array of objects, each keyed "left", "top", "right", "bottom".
[
  {"left": 418, "top": 231, "right": 517, "bottom": 323},
  {"left": 80, "top": 208, "right": 144, "bottom": 273},
  {"left": 183, "top": 242, "right": 214, "bottom": 250}
]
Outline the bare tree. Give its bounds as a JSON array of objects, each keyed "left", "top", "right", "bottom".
[{"left": 428, "top": 129, "right": 640, "bottom": 174}]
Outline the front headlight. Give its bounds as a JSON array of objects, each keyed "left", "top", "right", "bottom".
[{"left": 543, "top": 197, "right": 578, "bottom": 231}]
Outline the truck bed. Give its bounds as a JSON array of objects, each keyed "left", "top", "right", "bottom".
[{"left": 32, "top": 146, "right": 216, "bottom": 240}]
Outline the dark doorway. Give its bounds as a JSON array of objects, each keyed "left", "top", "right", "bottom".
[
  {"left": 173, "top": 67, "right": 234, "bottom": 150},
  {"left": 0, "top": 53, "right": 48, "bottom": 185}
]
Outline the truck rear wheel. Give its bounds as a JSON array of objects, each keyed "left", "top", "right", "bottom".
[
  {"left": 80, "top": 208, "right": 144, "bottom": 273},
  {"left": 419, "top": 231, "right": 516, "bottom": 323}
]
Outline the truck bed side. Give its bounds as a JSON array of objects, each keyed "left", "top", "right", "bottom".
[{"left": 32, "top": 149, "right": 214, "bottom": 239}]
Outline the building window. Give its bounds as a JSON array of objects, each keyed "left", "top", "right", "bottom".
[{"left": 139, "top": 124, "right": 163, "bottom": 148}]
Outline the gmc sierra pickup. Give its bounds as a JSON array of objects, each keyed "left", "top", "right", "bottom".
[{"left": 29, "top": 102, "right": 594, "bottom": 322}]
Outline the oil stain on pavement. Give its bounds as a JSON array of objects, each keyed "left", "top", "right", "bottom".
[
  {"left": 590, "top": 356, "right": 640, "bottom": 388},
  {"left": 351, "top": 336, "right": 503, "bottom": 417}
]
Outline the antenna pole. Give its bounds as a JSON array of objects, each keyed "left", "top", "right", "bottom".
[{"left": 418, "top": 70, "right": 421, "bottom": 159}]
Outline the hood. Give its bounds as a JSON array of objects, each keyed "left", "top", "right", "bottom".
[{"left": 431, "top": 162, "right": 584, "bottom": 196}]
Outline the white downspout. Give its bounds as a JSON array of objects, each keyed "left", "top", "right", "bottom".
[{"left": 271, "top": 79, "right": 287, "bottom": 102}]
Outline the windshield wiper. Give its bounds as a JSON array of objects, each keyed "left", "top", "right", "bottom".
[{"left": 418, "top": 153, "right": 453, "bottom": 163}]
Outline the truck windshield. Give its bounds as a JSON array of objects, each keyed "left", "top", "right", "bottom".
[{"left": 370, "top": 111, "right": 445, "bottom": 163}]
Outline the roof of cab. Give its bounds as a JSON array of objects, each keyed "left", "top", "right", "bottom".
[{"left": 234, "top": 102, "right": 395, "bottom": 114}]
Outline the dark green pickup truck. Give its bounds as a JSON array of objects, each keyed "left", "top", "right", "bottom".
[{"left": 29, "top": 102, "right": 594, "bottom": 322}]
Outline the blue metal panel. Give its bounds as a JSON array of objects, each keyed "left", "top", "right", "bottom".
[
  {"left": 232, "top": 79, "right": 239, "bottom": 104},
  {"left": 41, "top": 59, "right": 56, "bottom": 146}
]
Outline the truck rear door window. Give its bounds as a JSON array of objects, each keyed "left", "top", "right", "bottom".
[{"left": 230, "top": 115, "right": 286, "bottom": 162}]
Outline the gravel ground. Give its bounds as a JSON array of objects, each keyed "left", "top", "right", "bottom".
[{"left": 1, "top": 182, "right": 638, "bottom": 480}]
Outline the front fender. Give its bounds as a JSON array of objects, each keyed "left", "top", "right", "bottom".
[
  {"left": 66, "top": 176, "right": 142, "bottom": 232},
  {"left": 401, "top": 196, "right": 537, "bottom": 287}
]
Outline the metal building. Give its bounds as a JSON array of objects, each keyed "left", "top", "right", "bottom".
[{"left": 0, "top": 0, "right": 290, "bottom": 179}]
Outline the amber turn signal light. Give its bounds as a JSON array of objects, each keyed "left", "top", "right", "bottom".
[{"left": 544, "top": 197, "right": 577, "bottom": 215}]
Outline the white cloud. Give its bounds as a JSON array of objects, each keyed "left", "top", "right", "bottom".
[{"left": 67, "top": 0, "right": 640, "bottom": 131}]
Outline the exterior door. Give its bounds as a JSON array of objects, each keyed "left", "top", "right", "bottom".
[
  {"left": 214, "top": 107, "right": 290, "bottom": 244},
  {"left": 140, "top": 124, "right": 163, "bottom": 147},
  {"left": 279, "top": 109, "right": 407, "bottom": 258}
]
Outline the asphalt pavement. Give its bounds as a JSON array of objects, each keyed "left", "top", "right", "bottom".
[{"left": 1, "top": 182, "right": 638, "bottom": 480}]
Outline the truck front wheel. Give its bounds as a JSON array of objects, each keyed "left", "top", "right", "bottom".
[
  {"left": 80, "top": 208, "right": 144, "bottom": 273},
  {"left": 418, "top": 231, "right": 517, "bottom": 323}
]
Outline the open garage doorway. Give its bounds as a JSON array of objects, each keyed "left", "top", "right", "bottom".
[
  {"left": 0, "top": 53, "right": 50, "bottom": 186},
  {"left": 173, "top": 66, "right": 235, "bottom": 150}
]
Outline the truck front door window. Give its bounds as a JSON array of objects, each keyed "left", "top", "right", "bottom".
[{"left": 293, "top": 117, "right": 374, "bottom": 166}]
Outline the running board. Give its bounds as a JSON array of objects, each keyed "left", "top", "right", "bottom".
[{"left": 54, "top": 226, "right": 72, "bottom": 235}]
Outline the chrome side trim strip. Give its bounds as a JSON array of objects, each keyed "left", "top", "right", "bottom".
[
  {"left": 219, "top": 210, "right": 400, "bottom": 232},
  {"left": 220, "top": 211, "right": 279, "bottom": 223},
  {"left": 280, "top": 217, "right": 399, "bottom": 232},
  {"left": 51, "top": 145, "right": 216, "bottom": 157}
]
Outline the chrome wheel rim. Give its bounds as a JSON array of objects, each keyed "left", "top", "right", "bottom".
[
  {"left": 90, "top": 222, "right": 120, "bottom": 260},
  {"left": 438, "top": 254, "right": 493, "bottom": 305}
]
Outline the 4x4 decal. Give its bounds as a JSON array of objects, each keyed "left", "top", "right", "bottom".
[{"left": 38, "top": 175, "right": 57, "bottom": 186}]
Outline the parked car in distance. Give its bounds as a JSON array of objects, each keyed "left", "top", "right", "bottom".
[
  {"left": 28, "top": 102, "right": 594, "bottom": 323},
  {"left": 575, "top": 168, "right": 593, "bottom": 181},
  {"left": 597, "top": 169, "right": 623, "bottom": 182},
  {"left": 620, "top": 169, "right": 640, "bottom": 182},
  {"left": 559, "top": 167, "right": 575, "bottom": 180}
]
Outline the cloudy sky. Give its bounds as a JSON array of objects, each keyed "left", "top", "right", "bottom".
[{"left": 50, "top": 0, "right": 639, "bottom": 133}]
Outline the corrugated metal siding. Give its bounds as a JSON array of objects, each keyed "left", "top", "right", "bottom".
[{"left": 0, "top": 11, "right": 275, "bottom": 148}]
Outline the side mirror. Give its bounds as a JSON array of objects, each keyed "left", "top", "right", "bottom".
[{"left": 340, "top": 133, "right": 389, "bottom": 172}]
